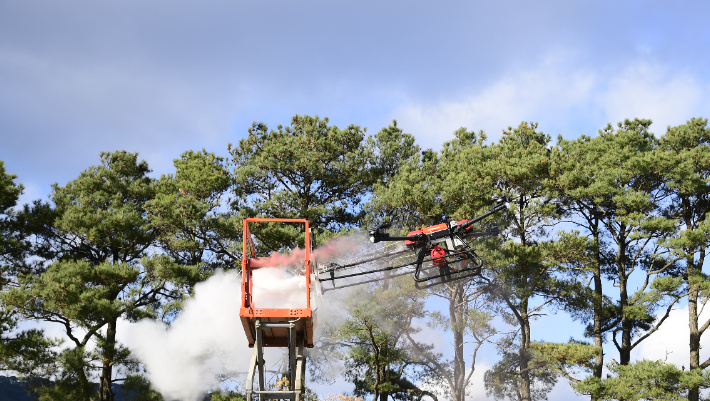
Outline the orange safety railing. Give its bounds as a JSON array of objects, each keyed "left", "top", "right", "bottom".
[{"left": 239, "top": 218, "right": 315, "bottom": 348}]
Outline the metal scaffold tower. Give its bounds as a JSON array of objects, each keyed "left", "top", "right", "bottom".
[{"left": 239, "top": 218, "right": 315, "bottom": 401}]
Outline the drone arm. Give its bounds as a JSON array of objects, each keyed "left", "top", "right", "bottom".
[
  {"left": 370, "top": 233, "right": 425, "bottom": 244},
  {"left": 369, "top": 198, "right": 509, "bottom": 244},
  {"left": 456, "top": 197, "right": 509, "bottom": 233}
]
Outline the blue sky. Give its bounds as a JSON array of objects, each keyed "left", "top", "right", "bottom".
[
  {"left": 3, "top": 0, "right": 710, "bottom": 203},
  {"left": 2, "top": 1, "right": 710, "bottom": 399}
]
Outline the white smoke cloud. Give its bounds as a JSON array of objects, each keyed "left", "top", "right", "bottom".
[
  {"left": 122, "top": 234, "right": 371, "bottom": 400},
  {"left": 250, "top": 267, "right": 308, "bottom": 309},
  {"left": 123, "top": 270, "right": 250, "bottom": 401},
  {"left": 123, "top": 267, "right": 324, "bottom": 400}
]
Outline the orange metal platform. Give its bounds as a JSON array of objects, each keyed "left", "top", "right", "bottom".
[{"left": 239, "top": 218, "right": 315, "bottom": 348}]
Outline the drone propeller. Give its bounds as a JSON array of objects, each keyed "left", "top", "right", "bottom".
[{"left": 369, "top": 222, "right": 391, "bottom": 243}]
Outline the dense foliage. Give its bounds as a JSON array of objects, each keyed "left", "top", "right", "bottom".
[{"left": 1, "top": 115, "right": 709, "bottom": 401}]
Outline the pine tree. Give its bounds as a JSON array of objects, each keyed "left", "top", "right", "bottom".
[
  {"left": 2, "top": 152, "right": 201, "bottom": 401},
  {"left": 0, "top": 161, "right": 57, "bottom": 380},
  {"left": 363, "top": 120, "right": 420, "bottom": 229},
  {"left": 0, "top": 159, "right": 27, "bottom": 274},
  {"left": 573, "top": 359, "right": 710, "bottom": 401},
  {"left": 551, "top": 120, "right": 683, "bottom": 399},
  {"left": 334, "top": 277, "right": 437, "bottom": 401},
  {"left": 369, "top": 128, "right": 499, "bottom": 401},
  {"left": 656, "top": 117, "right": 710, "bottom": 401},
  {"left": 147, "top": 149, "right": 240, "bottom": 272},
  {"left": 550, "top": 133, "right": 614, "bottom": 391},
  {"left": 230, "top": 115, "right": 372, "bottom": 251},
  {"left": 0, "top": 159, "right": 23, "bottom": 277},
  {"left": 473, "top": 122, "right": 574, "bottom": 401}
]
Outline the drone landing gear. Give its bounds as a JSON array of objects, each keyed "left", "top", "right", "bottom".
[{"left": 412, "top": 242, "right": 484, "bottom": 290}]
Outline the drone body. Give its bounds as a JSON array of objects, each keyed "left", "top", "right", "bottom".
[{"left": 319, "top": 198, "right": 509, "bottom": 290}]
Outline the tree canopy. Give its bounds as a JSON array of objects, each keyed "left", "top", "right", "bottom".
[{"left": 2, "top": 115, "right": 710, "bottom": 401}]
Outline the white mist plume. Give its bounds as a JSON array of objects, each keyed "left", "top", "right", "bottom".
[
  {"left": 124, "top": 233, "right": 370, "bottom": 400},
  {"left": 250, "top": 265, "right": 307, "bottom": 309},
  {"left": 124, "top": 270, "right": 247, "bottom": 401}
]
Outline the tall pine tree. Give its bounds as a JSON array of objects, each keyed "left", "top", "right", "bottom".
[
  {"left": 657, "top": 117, "right": 710, "bottom": 401},
  {"left": 369, "top": 128, "right": 499, "bottom": 401},
  {"left": 230, "top": 115, "right": 372, "bottom": 251},
  {"left": 0, "top": 161, "right": 57, "bottom": 379},
  {"left": 2, "top": 152, "right": 201, "bottom": 401}
]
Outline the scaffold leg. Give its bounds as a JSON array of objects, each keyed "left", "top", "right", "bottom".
[
  {"left": 245, "top": 344, "right": 258, "bottom": 400},
  {"left": 255, "top": 319, "right": 265, "bottom": 401},
  {"left": 245, "top": 319, "right": 306, "bottom": 401},
  {"left": 294, "top": 338, "right": 305, "bottom": 401}
]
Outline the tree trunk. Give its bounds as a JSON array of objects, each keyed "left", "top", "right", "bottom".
[
  {"left": 76, "top": 347, "right": 93, "bottom": 401},
  {"left": 380, "top": 267, "right": 391, "bottom": 401},
  {"left": 591, "top": 260, "right": 603, "bottom": 401},
  {"left": 688, "top": 282, "right": 700, "bottom": 401},
  {"left": 617, "top": 227, "right": 632, "bottom": 366},
  {"left": 373, "top": 334, "right": 381, "bottom": 401},
  {"left": 449, "top": 283, "right": 466, "bottom": 401},
  {"left": 379, "top": 363, "right": 389, "bottom": 401},
  {"left": 519, "top": 298, "right": 532, "bottom": 401},
  {"left": 99, "top": 317, "right": 117, "bottom": 401},
  {"left": 685, "top": 196, "right": 702, "bottom": 401},
  {"left": 687, "top": 241, "right": 702, "bottom": 401},
  {"left": 591, "top": 223, "right": 603, "bottom": 401},
  {"left": 619, "top": 278, "right": 631, "bottom": 365}
]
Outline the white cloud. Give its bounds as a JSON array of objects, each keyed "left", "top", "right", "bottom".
[
  {"left": 392, "top": 56, "right": 710, "bottom": 149},
  {"left": 409, "top": 318, "right": 446, "bottom": 355},
  {"left": 15, "top": 319, "right": 81, "bottom": 353},
  {"left": 547, "top": 379, "right": 587, "bottom": 401},
  {"left": 633, "top": 304, "right": 710, "bottom": 368},
  {"left": 413, "top": 360, "right": 492, "bottom": 401},
  {"left": 392, "top": 53, "right": 598, "bottom": 148},
  {"left": 15, "top": 182, "right": 44, "bottom": 207},
  {"left": 465, "top": 360, "right": 493, "bottom": 401},
  {"left": 600, "top": 64, "right": 706, "bottom": 135},
  {"left": 461, "top": 359, "right": 588, "bottom": 401}
]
